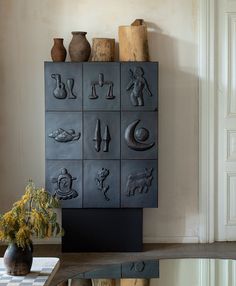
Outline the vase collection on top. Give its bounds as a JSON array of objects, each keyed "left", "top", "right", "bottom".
[{"left": 50, "top": 31, "right": 91, "bottom": 62}]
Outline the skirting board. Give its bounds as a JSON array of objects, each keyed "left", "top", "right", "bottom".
[
  {"left": 143, "top": 236, "right": 200, "bottom": 243},
  {"left": 28, "top": 236, "right": 200, "bottom": 245}
]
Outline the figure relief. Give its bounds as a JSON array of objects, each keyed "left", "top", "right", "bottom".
[
  {"left": 51, "top": 168, "right": 78, "bottom": 200},
  {"left": 126, "top": 168, "right": 153, "bottom": 196},
  {"left": 95, "top": 168, "right": 110, "bottom": 201},
  {"left": 126, "top": 66, "right": 152, "bottom": 106}
]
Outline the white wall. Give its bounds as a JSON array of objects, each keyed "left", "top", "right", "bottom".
[
  {"left": 0, "top": 0, "right": 199, "bottom": 243},
  {"left": 151, "top": 259, "right": 200, "bottom": 286}
]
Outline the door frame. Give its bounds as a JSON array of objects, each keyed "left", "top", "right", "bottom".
[{"left": 198, "top": 0, "right": 217, "bottom": 242}]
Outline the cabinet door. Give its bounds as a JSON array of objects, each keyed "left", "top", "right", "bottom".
[
  {"left": 121, "top": 111, "right": 157, "bottom": 160},
  {"left": 46, "top": 112, "right": 82, "bottom": 159},
  {"left": 83, "top": 111, "right": 120, "bottom": 160},
  {"left": 45, "top": 62, "right": 82, "bottom": 111},
  {"left": 121, "top": 160, "right": 158, "bottom": 208},
  {"left": 83, "top": 62, "right": 120, "bottom": 111},
  {"left": 83, "top": 160, "right": 120, "bottom": 208}
]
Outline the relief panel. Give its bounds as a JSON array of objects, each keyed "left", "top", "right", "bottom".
[
  {"left": 83, "top": 160, "right": 120, "bottom": 208},
  {"left": 83, "top": 62, "right": 120, "bottom": 110},
  {"left": 121, "top": 160, "right": 157, "bottom": 208},
  {"left": 46, "top": 160, "right": 82, "bottom": 208},
  {"left": 45, "top": 62, "right": 82, "bottom": 111},
  {"left": 46, "top": 112, "right": 82, "bottom": 159},
  {"left": 83, "top": 111, "right": 120, "bottom": 159},
  {"left": 121, "top": 62, "right": 158, "bottom": 111},
  {"left": 121, "top": 260, "right": 159, "bottom": 278},
  {"left": 121, "top": 111, "right": 157, "bottom": 159}
]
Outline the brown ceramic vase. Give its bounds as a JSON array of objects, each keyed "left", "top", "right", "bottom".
[
  {"left": 69, "top": 31, "right": 91, "bottom": 62},
  {"left": 51, "top": 38, "right": 67, "bottom": 62}
]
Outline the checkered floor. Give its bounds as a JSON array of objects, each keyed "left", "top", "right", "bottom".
[{"left": 0, "top": 257, "right": 59, "bottom": 286}]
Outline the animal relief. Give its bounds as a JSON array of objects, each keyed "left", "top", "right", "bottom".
[{"left": 126, "top": 168, "right": 153, "bottom": 196}]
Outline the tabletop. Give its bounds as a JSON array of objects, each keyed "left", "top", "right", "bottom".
[
  {"left": 0, "top": 257, "right": 59, "bottom": 286},
  {"left": 1, "top": 243, "right": 236, "bottom": 286}
]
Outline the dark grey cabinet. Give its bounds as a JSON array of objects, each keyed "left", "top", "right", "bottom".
[{"left": 45, "top": 62, "right": 158, "bottom": 209}]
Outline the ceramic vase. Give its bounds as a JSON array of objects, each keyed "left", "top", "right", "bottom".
[
  {"left": 69, "top": 31, "right": 91, "bottom": 62},
  {"left": 51, "top": 38, "right": 67, "bottom": 62},
  {"left": 3, "top": 243, "right": 33, "bottom": 275}
]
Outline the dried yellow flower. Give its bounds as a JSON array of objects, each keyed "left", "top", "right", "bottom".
[{"left": 0, "top": 181, "right": 62, "bottom": 248}]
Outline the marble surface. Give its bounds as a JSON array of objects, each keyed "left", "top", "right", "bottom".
[
  {"left": 1, "top": 243, "right": 236, "bottom": 286},
  {"left": 0, "top": 257, "right": 59, "bottom": 286}
]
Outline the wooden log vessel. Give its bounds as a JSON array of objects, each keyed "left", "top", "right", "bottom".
[
  {"left": 91, "top": 38, "right": 115, "bottom": 61},
  {"left": 118, "top": 19, "right": 149, "bottom": 61},
  {"left": 120, "top": 279, "right": 150, "bottom": 286}
]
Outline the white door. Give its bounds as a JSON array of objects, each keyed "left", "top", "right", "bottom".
[{"left": 217, "top": 0, "right": 236, "bottom": 240}]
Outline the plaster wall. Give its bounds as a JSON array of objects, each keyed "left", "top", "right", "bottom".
[{"left": 0, "top": 0, "right": 199, "bottom": 243}]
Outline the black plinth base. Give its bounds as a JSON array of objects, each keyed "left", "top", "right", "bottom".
[{"left": 62, "top": 209, "right": 143, "bottom": 252}]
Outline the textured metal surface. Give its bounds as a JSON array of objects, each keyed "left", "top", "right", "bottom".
[
  {"left": 121, "top": 160, "right": 158, "bottom": 208},
  {"left": 45, "top": 62, "right": 158, "bottom": 209},
  {"left": 83, "top": 160, "right": 120, "bottom": 208},
  {"left": 45, "top": 62, "right": 82, "bottom": 111},
  {"left": 46, "top": 160, "right": 82, "bottom": 208},
  {"left": 46, "top": 112, "right": 82, "bottom": 159},
  {"left": 83, "top": 63, "right": 120, "bottom": 110},
  {"left": 121, "top": 62, "right": 158, "bottom": 111}
]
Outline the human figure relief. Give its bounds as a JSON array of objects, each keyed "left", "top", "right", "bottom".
[{"left": 126, "top": 67, "right": 152, "bottom": 106}]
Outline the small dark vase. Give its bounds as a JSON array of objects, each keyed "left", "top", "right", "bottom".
[
  {"left": 51, "top": 38, "right": 67, "bottom": 62},
  {"left": 3, "top": 243, "right": 33, "bottom": 275},
  {"left": 69, "top": 31, "right": 91, "bottom": 62}
]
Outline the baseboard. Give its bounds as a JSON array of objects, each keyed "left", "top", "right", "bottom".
[
  {"left": 32, "top": 237, "right": 61, "bottom": 244},
  {"left": 2, "top": 236, "right": 199, "bottom": 245},
  {"left": 33, "top": 236, "right": 200, "bottom": 244},
  {"left": 143, "top": 236, "right": 200, "bottom": 243}
]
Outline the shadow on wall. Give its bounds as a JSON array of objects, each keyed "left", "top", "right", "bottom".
[{"left": 143, "top": 23, "right": 199, "bottom": 242}]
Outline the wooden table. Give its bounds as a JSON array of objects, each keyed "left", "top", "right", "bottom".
[
  {"left": 1, "top": 243, "right": 236, "bottom": 286},
  {"left": 0, "top": 257, "right": 59, "bottom": 286}
]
